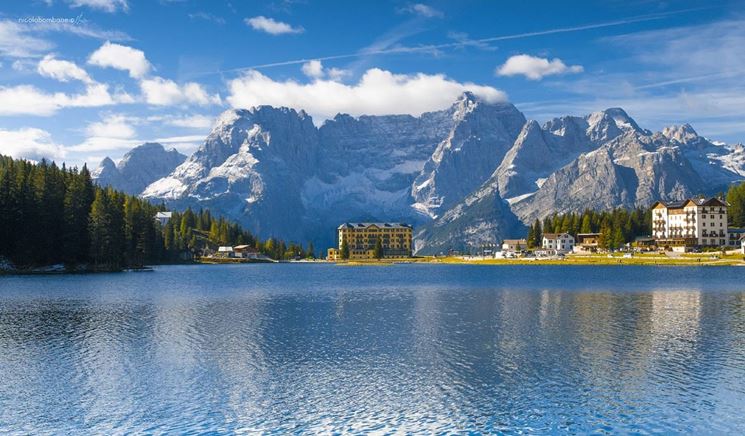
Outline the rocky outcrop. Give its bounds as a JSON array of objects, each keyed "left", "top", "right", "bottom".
[{"left": 93, "top": 143, "right": 185, "bottom": 195}]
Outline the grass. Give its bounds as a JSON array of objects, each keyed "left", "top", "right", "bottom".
[
  {"left": 431, "top": 253, "right": 745, "bottom": 266},
  {"left": 330, "top": 252, "right": 745, "bottom": 267}
]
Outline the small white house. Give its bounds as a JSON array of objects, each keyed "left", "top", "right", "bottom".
[
  {"left": 217, "top": 246, "right": 234, "bottom": 257},
  {"left": 741, "top": 236, "right": 745, "bottom": 255},
  {"left": 542, "top": 233, "right": 575, "bottom": 253},
  {"left": 155, "top": 211, "right": 172, "bottom": 226}
]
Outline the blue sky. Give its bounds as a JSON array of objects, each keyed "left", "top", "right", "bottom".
[{"left": 1, "top": 0, "right": 744, "bottom": 168}]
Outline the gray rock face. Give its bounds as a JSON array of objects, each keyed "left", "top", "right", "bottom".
[
  {"left": 414, "top": 180, "right": 525, "bottom": 255},
  {"left": 143, "top": 107, "right": 319, "bottom": 241},
  {"left": 122, "top": 97, "right": 745, "bottom": 255},
  {"left": 510, "top": 131, "right": 706, "bottom": 223},
  {"left": 495, "top": 108, "right": 643, "bottom": 201},
  {"left": 411, "top": 92, "right": 526, "bottom": 218},
  {"left": 93, "top": 143, "right": 185, "bottom": 195}
]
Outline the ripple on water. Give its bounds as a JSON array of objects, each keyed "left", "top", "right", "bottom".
[{"left": 0, "top": 264, "right": 744, "bottom": 433}]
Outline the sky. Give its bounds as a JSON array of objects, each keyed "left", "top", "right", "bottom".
[{"left": 1, "top": 0, "right": 745, "bottom": 168}]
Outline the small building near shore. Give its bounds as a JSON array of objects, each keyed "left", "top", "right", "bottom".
[
  {"left": 633, "top": 236, "right": 656, "bottom": 251},
  {"left": 234, "top": 245, "right": 260, "bottom": 259},
  {"left": 741, "top": 236, "right": 745, "bottom": 255},
  {"left": 217, "top": 246, "right": 234, "bottom": 257},
  {"left": 542, "top": 233, "right": 574, "bottom": 253},
  {"left": 574, "top": 233, "right": 601, "bottom": 253},
  {"left": 502, "top": 239, "right": 528, "bottom": 253}
]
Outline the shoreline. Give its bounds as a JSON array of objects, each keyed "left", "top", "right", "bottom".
[{"left": 3, "top": 253, "right": 744, "bottom": 276}]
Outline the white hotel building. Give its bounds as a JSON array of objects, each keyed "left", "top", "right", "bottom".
[{"left": 652, "top": 198, "right": 730, "bottom": 248}]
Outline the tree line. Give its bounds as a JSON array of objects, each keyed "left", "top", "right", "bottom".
[
  {"left": 525, "top": 181, "right": 745, "bottom": 250},
  {"left": 526, "top": 207, "right": 652, "bottom": 250},
  {"left": 0, "top": 155, "right": 313, "bottom": 271}
]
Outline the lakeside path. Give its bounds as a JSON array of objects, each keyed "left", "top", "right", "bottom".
[{"left": 335, "top": 252, "right": 745, "bottom": 267}]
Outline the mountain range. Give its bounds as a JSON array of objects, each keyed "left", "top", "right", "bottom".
[{"left": 93, "top": 93, "right": 745, "bottom": 254}]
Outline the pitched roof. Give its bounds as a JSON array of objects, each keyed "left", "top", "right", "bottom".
[
  {"left": 543, "top": 232, "right": 571, "bottom": 239},
  {"left": 655, "top": 197, "right": 728, "bottom": 209},
  {"left": 338, "top": 222, "right": 412, "bottom": 230}
]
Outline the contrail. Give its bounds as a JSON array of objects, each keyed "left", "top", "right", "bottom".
[{"left": 201, "top": 7, "right": 709, "bottom": 76}]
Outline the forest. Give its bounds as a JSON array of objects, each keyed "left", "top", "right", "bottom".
[{"left": 0, "top": 155, "right": 313, "bottom": 271}]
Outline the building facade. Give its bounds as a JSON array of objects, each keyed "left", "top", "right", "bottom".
[
  {"left": 652, "top": 198, "right": 728, "bottom": 248},
  {"left": 502, "top": 239, "right": 528, "bottom": 253},
  {"left": 573, "top": 233, "right": 601, "bottom": 253},
  {"left": 542, "top": 233, "right": 575, "bottom": 253},
  {"left": 328, "top": 223, "right": 413, "bottom": 260}
]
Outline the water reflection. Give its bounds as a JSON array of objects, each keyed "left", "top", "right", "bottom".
[{"left": 0, "top": 265, "right": 744, "bottom": 433}]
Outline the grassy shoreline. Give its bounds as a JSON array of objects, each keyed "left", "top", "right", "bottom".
[{"left": 331, "top": 253, "right": 745, "bottom": 267}]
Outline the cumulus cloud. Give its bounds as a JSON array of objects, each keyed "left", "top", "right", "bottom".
[
  {"left": 400, "top": 3, "right": 443, "bottom": 18},
  {"left": 301, "top": 60, "right": 324, "bottom": 79},
  {"left": 0, "top": 83, "right": 130, "bottom": 116},
  {"left": 67, "top": 0, "right": 129, "bottom": 13},
  {"left": 227, "top": 67, "right": 506, "bottom": 121},
  {"left": 85, "top": 114, "right": 136, "bottom": 138},
  {"left": 0, "top": 128, "right": 66, "bottom": 161},
  {"left": 37, "top": 54, "right": 93, "bottom": 84},
  {"left": 301, "top": 60, "right": 349, "bottom": 81},
  {"left": 496, "top": 54, "right": 583, "bottom": 80},
  {"left": 140, "top": 76, "right": 221, "bottom": 106},
  {"left": 88, "top": 41, "right": 151, "bottom": 78},
  {"left": 244, "top": 16, "right": 303, "bottom": 35}
]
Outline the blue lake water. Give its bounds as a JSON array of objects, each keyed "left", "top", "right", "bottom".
[{"left": 1, "top": 264, "right": 745, "bottom": 433}]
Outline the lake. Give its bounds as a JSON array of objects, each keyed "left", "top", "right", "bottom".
[{"left": 1, "top": 264, "right": 744, "bottom": 433}]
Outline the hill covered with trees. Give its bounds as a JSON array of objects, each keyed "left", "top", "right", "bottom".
[{"left": 0, "top": 155, "right": 312, "bottom": 272}]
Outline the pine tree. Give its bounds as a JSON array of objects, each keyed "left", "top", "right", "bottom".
[
  {"left": 531, "top": 219, "right": 542, "bottom": 249},
  {"left": 727, "top": 181, "right": 745, "bottom": 227},
  {"left": 340, "top": 239, "right": 349, "bottom": 259},
  {"left": 374, "top": 237, "right": 383, "bottom": 259}
]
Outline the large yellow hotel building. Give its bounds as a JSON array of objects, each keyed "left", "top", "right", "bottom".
[{"left": 327, "top": 222, "right": 413, "bottom": 260}]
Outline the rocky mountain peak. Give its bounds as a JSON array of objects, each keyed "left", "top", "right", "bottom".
[
  {"left": 93, "top": 143, "right": 186, "bottom": 195},
  {"left": 662, "top": 123, "right": 699, "bottom": 144}
]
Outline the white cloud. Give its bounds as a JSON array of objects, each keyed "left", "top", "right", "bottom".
[
  {"left": 0, "top": 83, "right": 130, "bottom": 116},
  {"left": 67, "top": 0, "right": 129, "bottom": 13},
  {"left": 0, "top": 127, "right": 66, "bottom": 161},
  {"left": 244, "top": 16, "right": 303, "bottom": 35},
  {"left": 496, "top": 54, "right": 583, "bottom": 80},
  {"left": 162, "top": 114, "right": 213, "bottom": 129},
  {"left": 227, "top": 67, "right": 506, "bottom": 121},
  {"left": 85, "top": 114, "right": 136, "bottom": 138},
  {"left": 37, "top": 54, "right": 93, "bottom": 84},
  {"left": 301, "top": 60, "right": 324, "bottom": 79},
  {"left": 0, "top": 18, "right": 130, "bottom": 59},
  {"left": 0, "top": 20, "right": 54, "bottom": 58},
  {"left": 301, "top": 59, "right": 349, "bottom": 81},
  {"left": 88, "top": 41, "right": 151, "bottom": 78},
  {"left": 400, "top": 3, "right": 443, "bottom": 18},
  {"left": 140, "top": 76, "right": 221, "bottom": 106}
]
